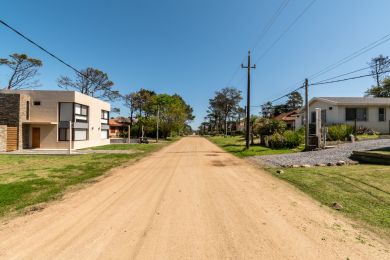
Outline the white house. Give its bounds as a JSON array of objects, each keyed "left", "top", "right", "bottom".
[{"left": 295, "top": 97, "right": 390, "bottom": 134}]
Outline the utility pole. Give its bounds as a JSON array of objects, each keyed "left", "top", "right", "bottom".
[
  {"left": 304, "top": 78, "right": 310, "bottom": 151},
  {"left": 242, "top": 51, "right": 256, "bottom": 149},
  {"left": 156, "top": 106, "right": 160, "bottom": 143}
]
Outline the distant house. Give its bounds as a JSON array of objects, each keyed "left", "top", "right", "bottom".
[
  {"left": 273, "top": 109, "right": 300, "bottom": 130},
  {"left": 295, "top": 97, "right": 390, "bottom": 133},
  {"left": 0, "top": 90, "right": 110, "bottom": 152},
  {"left": 109, "top": 117, "right": 133, "bottom": 138}
]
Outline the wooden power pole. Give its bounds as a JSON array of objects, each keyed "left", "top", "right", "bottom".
[
  {"left": 242, "top": 51, "right": 256, "bottom": 150},
  {"left": 304, "top": 78, "right": 310, "bottom": 151}
]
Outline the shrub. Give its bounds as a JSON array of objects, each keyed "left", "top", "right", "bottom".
[
  {"left": 268, "top": 133, "right": 286, "bottom": 149},
  {"left": 283, "top": 130, "right": 304, "bottom": 148},
  {"left": 327, "top": 124, "right": 354, "bottom": 141},
  {"left": 258, "top": 120, "right": 286, "bottom": 136}
]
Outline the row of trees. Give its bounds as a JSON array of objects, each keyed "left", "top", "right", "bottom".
[
  {"left": 1, "top": 53, "right": 194, "bottom": 138},
  {"left": 123, "top": 89, "right": 194, "bottom": 138},
  {"left": 202, "top": 87, "right": 244, "bottom": 135}
]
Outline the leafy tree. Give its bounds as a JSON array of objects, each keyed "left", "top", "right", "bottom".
[
  {"left": 0, "top": 53, "right": 42, "bottom": 89},
  {"left": 286, "top": 91, "right": 303, "bottom": 110},
  {"left": 365, "top": 77, "right": 390, "bottom": 97},
  {"left": 207, "top": 87, "right": 242, "bottom": 135},
  {"left": 369, "top": 55, "right": 390, "bottom": 87},
  {"left": 57, "top": 67, "right": 120, "bottom": 101},
  {"left": 273, "top": 104, "right": 289, "bottom": 116},
  {"left": 123, "top": 89, "right": 194, "bottom": 138},
  {"left": 261, "top": 101, "right": 274, "bottom": 118}
]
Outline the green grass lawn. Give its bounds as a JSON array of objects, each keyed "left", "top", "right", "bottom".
[
  {"left": 356, "top": 134, "right": 380, "bottom": 140},
  {"left": 0, "top": 141, "right": 171, "bottom": 218},
  {"left": 269, "top": 165, "right": 390, "bottom": 236},
  {"left": 207, "top": 135, "right": 303, "bottom": 157},
  {"left": 371, "top": 147, "right": 390, "bottom": 155}
]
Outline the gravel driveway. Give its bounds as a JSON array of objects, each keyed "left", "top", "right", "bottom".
[{"left": 248, "top": 139, "right": 390, "bottom": 167}]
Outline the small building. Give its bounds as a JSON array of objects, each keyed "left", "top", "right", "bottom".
[
  {"left": 0, "top": 90, "right": 110, "bottom": 151},
  {"left": 273, "top": 109, "right": 300, "bottom": 130},
  {"left": 109, "top": 117, "right": 132, "bottom": 138},
  {"left": 295, "top": 97, "right": 390, "bottom": 133}
]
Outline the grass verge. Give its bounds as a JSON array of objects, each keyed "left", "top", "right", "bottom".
[
  {"left": 268, "top": 165, "right": 390, "bottom": 237},
  {"left": 0, "top": 141, "right": 173, "bottom": 218},
  {"left": 207, "top": 135, "right": 303, "bottom": 157}
]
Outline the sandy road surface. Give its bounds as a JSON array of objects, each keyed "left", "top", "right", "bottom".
[{"left": 0, "top": 137, "right": 389, "bottom": 259}]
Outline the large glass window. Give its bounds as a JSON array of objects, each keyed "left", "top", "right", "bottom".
[
  {"left": 379, "top": 108, "right": 386, "bottom": 122},
  {"left": 346, "top": 108, "right": 367, "bottom": 121},
  {"left": 59, "top": 128, "right": 69, "bottom": 141},
  {"left": 101, "top": 110, "right": 109, "bottom": 124},
  {"left": 59, "top": 103, "right": 73, "bottom": 121},
  {"left": 74, "top": 104, "right": 88, "bottom": 123}
]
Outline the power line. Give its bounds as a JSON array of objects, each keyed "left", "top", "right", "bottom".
[
  {"left": 254, "top": 0, "right": 317, "bottom": 64},
  {"left": 310, "top": 69, "right": 390, "bottom": 86},
  {"left": 0, "top": 19, "right": 88, "bottom": 80},
  {"left": 314, "top": 66, "right": 371, "bottom": 84},
  {"left": 251, "top": 0, "right": 290, "bottom": 54},
  {"left": 225, "top": 0, "right": 291, "bottom": 87},
  {"left": 309, "top": 33, "right": 390, "bottom": 80}
]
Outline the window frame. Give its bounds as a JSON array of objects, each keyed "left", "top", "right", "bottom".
[
  {"left": 346, "top": 107, "right": 368, "bottom": 122},
  {"left": 101, "top": 110, "right": 109, "bottom": 125},
  {"left": 379, "top": 107, "right": 386, "bottom": 122},
  {"left": 73, "top": 103, "right": 89, "bottom": 123},
  {"left": 26, "top": 101, "right": 30, "bottom": 120}
]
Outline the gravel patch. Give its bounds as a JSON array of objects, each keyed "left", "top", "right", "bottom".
[{"left": 248, "top": 139, "right": 390, "bottom": 167}]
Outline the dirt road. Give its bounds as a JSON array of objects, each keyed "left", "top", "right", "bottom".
[{"left": 0, "top": 137, "right": 388, "bottom": 259}]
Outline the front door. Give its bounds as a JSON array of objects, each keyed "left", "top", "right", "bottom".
[{"left": 32, "top": 128, "right": 40, "bottom": 148}]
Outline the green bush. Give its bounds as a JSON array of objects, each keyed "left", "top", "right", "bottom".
[
  {"left": 283, "top": 130, "right": 304, "bottom": 148},
  {"left": 259, "top": 120, "right": 287, "bottom": 136},
  {"left": 327, "top": 124, "right": 354, "bottom": 141},
  {"left": 268, "top": 133, "right": 286, "bottom": 149}
]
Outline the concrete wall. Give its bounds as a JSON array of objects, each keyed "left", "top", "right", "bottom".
[
  {"left": 0, "top": 125, "right": 6, "bottom": 152},
  {"left": 73, "top": 92, "right": 111, "bottom": 149}
]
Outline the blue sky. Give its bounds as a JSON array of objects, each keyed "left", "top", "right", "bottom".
[{"left": 1, "top": 0, "right": 390, "bottom": 128}]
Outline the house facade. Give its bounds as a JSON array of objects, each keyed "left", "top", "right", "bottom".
[
  {"left": 273, "top": 109, "right": 300, "bottom": 130},
  {"left": 109, "top": 117, "right": 132, "bottom": 138},
  {"left": 295, "top": 97, "right": 390, "bottom": 134},
  {"left": 0, "top": 90, "right": 110, "bottom": 151}
]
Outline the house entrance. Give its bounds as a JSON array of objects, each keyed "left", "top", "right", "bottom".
[{"left": 32, "top": 128, "right": 40, "bottom": 148}]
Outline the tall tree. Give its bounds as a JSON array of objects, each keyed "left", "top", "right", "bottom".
[
  {"left": 261, "top": 101, "right": 274, "bottom": 118},
  {"left": 369, "top": 55, "right": 390, "bottom": 87},
  {"left": 0, "top": 53, "right": 42, "bottom": 89},
  {"left": 57, "top": 67, "right": 119, "bottom": 101},
  {"left": 286, "top": 91, "right": 303, "bottom": 111},
  {"left": 366, "top": 77, "right": 390, "bottom": 97},
  {"left": 208, "top": 87, "right": 242, "bottom": 135}
]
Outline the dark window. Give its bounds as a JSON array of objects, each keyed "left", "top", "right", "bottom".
[
  {"left": 33, "top": 101, "right": 41, "bottom": 106},
  {"left": 329, "top": 107, "right": 333, "bottom": 110},
  {"left": 311, "top": 112, "right": 316, "bottom": 124},
  {"left": 26, "top": 101, "right": 30, "bottom": 120},
  {"left": 379, "top": 108, "right": 386, "bottom": 122},
  {"left": 321, "top": 110, "right": 327, "bottom": 123},
  {"left": 59, "top": 128, "right": 69, "bottom": 141},
  {"left": 346, "top": 108, "right": 367, "bottom": 121}
]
